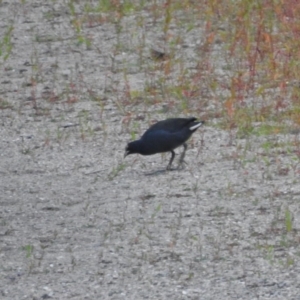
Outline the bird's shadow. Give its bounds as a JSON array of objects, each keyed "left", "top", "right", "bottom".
[{"left": 144, "top": 167, "right": 181, "bottom": 176}]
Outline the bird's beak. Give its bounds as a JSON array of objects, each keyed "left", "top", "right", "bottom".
[{"left": 124, "top": 150, "right": 129, "bottom": 158}]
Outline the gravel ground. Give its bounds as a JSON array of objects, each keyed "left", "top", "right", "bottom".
[{"left": 1, "top": 1, "right": 300, "bottom": 299}]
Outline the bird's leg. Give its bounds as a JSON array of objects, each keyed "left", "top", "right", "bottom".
[
  {"left": 166, "top": 150, "right": 176, "bottom": 170},
  {"left": 178, "top": 143, "right": 188, "bottom": 169}
]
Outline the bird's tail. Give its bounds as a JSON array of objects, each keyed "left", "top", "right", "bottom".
[{"left": 189, "top": 121, "right": 204, "bottom": 131}]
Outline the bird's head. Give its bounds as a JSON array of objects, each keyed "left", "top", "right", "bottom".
[
  {"left": 124, "top": 144, "right": 131, "bottom": 158},
  {"left": 124, "top": 140, "right": 140, "bottom": 158}
]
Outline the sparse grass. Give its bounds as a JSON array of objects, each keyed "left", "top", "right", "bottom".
[
  {"left": 0, "top": 25, "right": 13, "bottom": 62},
  {"left": 3, "top": 0, "right": 300, "bottom": 134},
  {"left": 108, "top": 162, "right": 126, "bottom": 180},
  {"left": 285, "top": 207, "right": 293, "bottom": 233},
  {"left": 0, "top": 98, "right": 13, "bottom": 109},
  {"left": 22, "top": 244, "right": 34, "bottom": 258}
]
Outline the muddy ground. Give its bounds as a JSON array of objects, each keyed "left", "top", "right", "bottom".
[{"left": 1, "top": 1, "right": 300, "bottom": 299}]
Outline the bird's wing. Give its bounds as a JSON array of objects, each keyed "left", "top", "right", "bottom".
[{"left": 144, "top": 117, "right": 197, "bottom": 135}]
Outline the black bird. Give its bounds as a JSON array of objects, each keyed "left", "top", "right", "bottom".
[{"left": 125, "top": 117, "right": 204, "bottom": 170}]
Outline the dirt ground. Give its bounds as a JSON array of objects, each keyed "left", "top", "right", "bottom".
[{"left": 1, "top": 1, "right": 300, "bottom": 299}]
